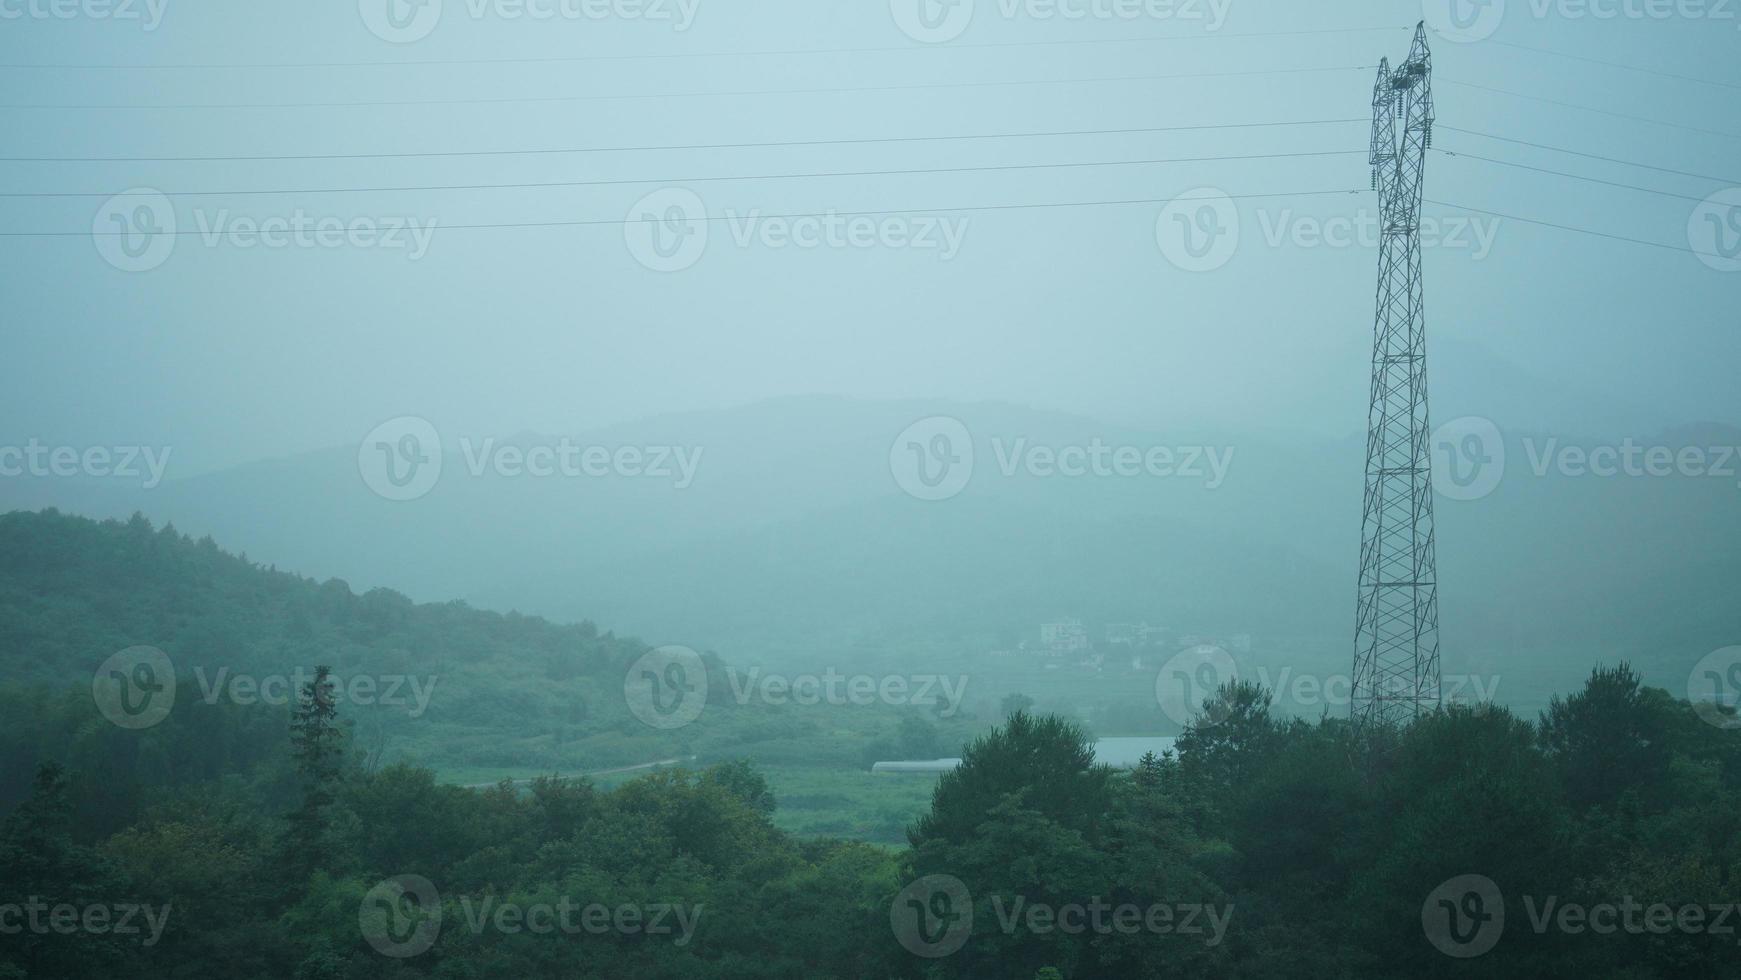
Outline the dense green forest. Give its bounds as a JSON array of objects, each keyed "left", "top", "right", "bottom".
[
  {"left": 4, "top": 510, "right": 1741, "bottom": 977},
  {"left": 0, "top": 509, "right": 969, "bottom": 841}
]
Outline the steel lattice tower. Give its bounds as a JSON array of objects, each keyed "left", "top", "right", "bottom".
[{"left": 1352, "top": 23, "right": 1440, "bottom": 731}]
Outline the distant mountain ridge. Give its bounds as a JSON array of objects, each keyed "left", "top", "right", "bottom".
[{"left": 2, "top": 391, "right": 1737, "bottom": 673}]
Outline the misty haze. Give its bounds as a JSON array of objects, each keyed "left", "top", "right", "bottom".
[{"left": 2, "top": 2, "right": 1739, "bottom": 977}]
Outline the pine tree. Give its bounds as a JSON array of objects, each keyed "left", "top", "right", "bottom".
[
  {"left": 283, "top": 666, "right": 342, "bottom": 880},
  {"left": 1132, "top": 750, "right": 1168, "bottom": 789}
]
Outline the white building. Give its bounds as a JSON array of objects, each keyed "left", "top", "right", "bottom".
[{"left": 1039, "top": 619, "right": 1090, "bottom": 655}]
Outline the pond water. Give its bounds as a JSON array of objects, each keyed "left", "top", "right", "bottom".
[
  {"left": 871, "top": 736, "right": 1181, "bottom": 773},
  {"left": 1093, "top": 736, "right": 1179, "bottom": 768}
]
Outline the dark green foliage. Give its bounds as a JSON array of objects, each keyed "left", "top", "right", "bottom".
[
  {"left": 0, "top": 509, "right": 980, "bottom": 789},
  {"left": 0, "top": 765, "right": 135, "bottom": 979},
  {"left": 912, "top": 712, "right": 1111, "bottom": 847},
  {"left": 0, "top": 509, "right": 657, "bottom": 768},
  {"left": 283, "top": 666, "right": 344, "bottom": 881},
  {"left": 907, "top": 713, "right": 1228, "bottom": 979},
  {"left": 6, "top": 659, "right": 1741, "bottom": 979},
  {"left": 1540, "top": 664, "right": 1673, "bottom": 809},
  {"left": 4, "top": 512, "right": 1741, "bottom": 978}
]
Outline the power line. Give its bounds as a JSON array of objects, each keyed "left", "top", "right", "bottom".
[
  {"left": 10, "top": 183, "right": 1724, "bottom": 261},
  {"left": 1, "top": 188, "right": 1367, "bottom": 237},
  {"left": 0, "top": 117, "right": 1368, "bottom": 164},
  {"left": 0, "top": 65, "right": 1375, "bottom": 111},
  {"left": 10, "top": 123, "right": 1715, "bottom": 191},
  {"left": 0, "top": 150, "right": 1365, "bottom": 199},
  {"left": 6, "top": 138, "right": 1708, "bottom": 213},
  {"left": 1427, "top": 198, "right": 1727, "bottom": 259},
  {"left": 1438, "top": 126, "right": 1740, "bottom": 186},
  {"left": 1488, "top": 39, "right": 1741, "bottom": 92},
  {"left": 0, "top": 25, "right": 1413, "bottom": 71},
  {"left": 1435, "top": 148, "right": 1716, "bottom": 205},
  {"left": 1440, "top": 80, "right": 1741, "bottom": 142}
]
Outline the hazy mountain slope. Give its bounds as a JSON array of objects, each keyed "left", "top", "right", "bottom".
[{"left": 3, "top": 388, "right": 1736, "bottom": 676}]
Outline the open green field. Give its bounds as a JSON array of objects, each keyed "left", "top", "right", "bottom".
[
  {"left": 435, "top": 761, "right": 939, "bottom": 846},
  {"left": 752, "top": 764, "right": 939, "bottom": 844}
]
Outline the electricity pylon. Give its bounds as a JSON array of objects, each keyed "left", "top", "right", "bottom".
[{"left": 1352, "top": 23, "right": 1441, "bottom": 731}]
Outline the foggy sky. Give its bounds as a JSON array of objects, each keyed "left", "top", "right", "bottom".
[{"left": 2, "top": 0, "right": 1737, "bottom": 477}]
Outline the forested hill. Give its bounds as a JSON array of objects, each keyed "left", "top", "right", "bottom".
[
  {"left": 0, "top": 507, "right": 637, "bottom": 690},
  {"left": 0, "top": 508, "right": 729, "bottom": 778},
  {"left": 0, "top": 508, "right": 964, "bottom": 809}
]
